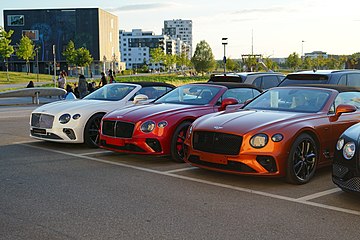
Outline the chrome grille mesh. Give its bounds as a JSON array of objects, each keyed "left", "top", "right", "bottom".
[{"left": 31, "top": 113, "right": 54, "bottom": 129}]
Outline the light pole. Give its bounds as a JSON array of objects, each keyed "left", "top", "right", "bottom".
[
  {"left": 222, "top": 38, "right": 228, "bottom": 74},
  {"left": 301, "top": 40, "right": 305, "bottom": 59},
  {"left": 35, "top": 47, "right": 39, "bottom": 82},
  {"left": 53, "top": 45, "right": 56, "bottom": 87}
]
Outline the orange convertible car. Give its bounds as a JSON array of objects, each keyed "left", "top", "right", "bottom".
[{"left": 184, "top": 85, "right": 360, "bottom": 184}]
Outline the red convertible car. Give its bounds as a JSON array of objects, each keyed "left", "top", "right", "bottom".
[
  {"left": 99, "top": 83, "right": 261, "bottom": 162},
  {"left": 184, "top": 85, "right": 360, "bottom": 184}
]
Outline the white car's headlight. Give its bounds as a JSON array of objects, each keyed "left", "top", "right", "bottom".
[
  {"left": 140, "top": 121, "right": 156, "bottom": 133},
  {"left": 72, "top": 114, "right": 81, "bottom": 120},
  {"left": 343, "top": 142, "right": 356, "bottom": 160},
  {"left": 250, "top": 133, "right": 268, "bottom": 148},
  {"left": 59, "top": 114, "right": 71, "bottom": 124},
  {"left": 336, "top": 138, "right": 344, "bottom": 151}
]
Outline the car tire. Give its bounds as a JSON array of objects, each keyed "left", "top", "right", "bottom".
[
  {"left": 84, "top": 113, "right": 105, "bottom": 148},
  {"left": 170, "top": 121, "right": 192, "bottom": 163},
  {"left": 286, "top": 133, "right": 318, "bottom": 184}
]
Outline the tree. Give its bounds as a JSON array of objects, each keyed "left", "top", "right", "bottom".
[
  {"left": 63, "top": 40, "right": 93, "bottom": 75},
  {"left": 0, "top": 27, "right": 14, "bottom": 81},
  {"left": 262, "top": 57, "right": 279, "bottom": 71},
  {"left": 225, "top": 57, "right": 240, "bottom": 72},
  {"left": 163, "top": 53, "right": 177, "bottom": 71},
  {"left": 242, "top": 55, "right": 258, "bottom": 71},
  {"left": 176, "top": 52, "right": 191, "bottom": 73},
  {"left": 150, "top": 47, "right": 165, "bottom": 71},
  {"left": 63, "top": 40, "right": 76, "bottom": 66},
  {"left": 347, "top": 52, "right": 360, "bottom": 69},
  {"left": 286, "top": 52, "right": 301, "bottom": 70},
  {"left": 191, "top": 40, "right": 216, "bottom": 75},
  {"left": 16, "top": 35, "right": 35, "bottom": 75},
  {"left": 74, "top": 47, "right": 93, "bottom": 74}
]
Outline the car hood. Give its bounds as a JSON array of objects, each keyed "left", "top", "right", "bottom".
[
  {"left": 193, "top": 109, "right": 310, "bottom": 134},
  {"left": 105, "top": 103, "right": 210, "bottom": 122},
  {"left": 32, "top": 99, "right": 119, "bottom": 115}
]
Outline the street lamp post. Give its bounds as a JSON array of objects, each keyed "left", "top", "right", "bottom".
[
  {"left": 222, "top": 38, "right": 228, "bottom": 74},
  {"left": 53, "top": 45, "right": 56, "bottom": 87},
  {"left": 35, "top": 47, "right": 39, "bottom": 82},
  {"left": 301, "top": 40, "right": 305, "bottom": 59}
]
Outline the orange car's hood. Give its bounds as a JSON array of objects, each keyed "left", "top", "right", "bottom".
[{"left": 193, "top": 109, "right": 309, "bottom": 134}]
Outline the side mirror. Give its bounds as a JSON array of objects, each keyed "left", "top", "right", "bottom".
[
  {"left": 133, "top": 94, "right": 149, "bottom": 104},
  {"left": 219, "top": 97, "right": 239, "bottom": 111},
  {"left": 335, "top": 104, "right": 357, "bottom": 117}
]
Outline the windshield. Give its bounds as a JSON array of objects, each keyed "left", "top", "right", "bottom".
[
  {"left": 244, "top": 88, "right": 331, "bottom": 113},
  {"left": 83, "top": 84, "right": 136, "bottom": 101},
  {"left": 155, "top": 85, "right": 221, "bottom": 105},
  {"left": 278, "top": 74, "right": 329, "bottom": 86}
]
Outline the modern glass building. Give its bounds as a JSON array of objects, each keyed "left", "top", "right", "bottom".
[{"left": 3, "top": 8, "right": 120, "bottom": 76}]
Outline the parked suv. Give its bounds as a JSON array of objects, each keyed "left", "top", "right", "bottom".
[
  {"left": 278, "top": 69, "right": 360, "bottom": 87},
  {"left": 208, "top": 72, "right": 285, "bottom": 90}
]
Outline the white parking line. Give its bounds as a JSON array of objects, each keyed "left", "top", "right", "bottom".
[
  {"left": 78, "top": 150, "right": 113, "bottom": 156},
  {"left": 165, "top": 167, "right": 198, "bottom": 173},
  {"left": 296, "top": 188, "right": 342, "bottom": 201},
  {"left": 19, "top": 143, "right": 360, "bottom": 216}
]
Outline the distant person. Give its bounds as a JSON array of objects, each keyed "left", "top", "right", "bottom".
[
  {"left": 57, "top": 72, "right": 66, "bottom": 89},
  {"left": 109, "top": 75, "right": 116, "bottom": 84},
  {"left": 78, "top": 74, "right": 88, "bottom": 98},
  {"left": 88, "top": 82, "right": 95, "bottom": 93},
  {"left": 26, "top": 81, "right": 34, "bottom": 88},
  {"left": 99, "top": 72, "right": 107, "bottom": 87},
  {"left": 73, "top": 83, "right": 80, "bottom": 98}
]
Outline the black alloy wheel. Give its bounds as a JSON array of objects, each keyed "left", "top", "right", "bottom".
[
  {"left": 286, "top": 133, "right": 318, "bottom": 184},
  {"left": 171, "top": 121, "right": 192, "bottom": 163},
  {"left": 84, "top": 113, "right": 105, "bottom": 148}
]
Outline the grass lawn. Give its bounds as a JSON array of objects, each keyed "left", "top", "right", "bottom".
[{"left": 0, "top": 71, "right": 209, "bottom": 91}]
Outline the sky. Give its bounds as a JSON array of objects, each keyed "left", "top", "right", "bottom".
[{"left": 1, "top": 0, "right": 360, "bottom": 59}]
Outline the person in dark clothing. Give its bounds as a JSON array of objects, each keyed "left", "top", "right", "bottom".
[
  {"left": 26, "top": 81, "right": 34, "bottom": 88},
  {"left": 99, "top": 72, "right": 107, "bottom": 87}
]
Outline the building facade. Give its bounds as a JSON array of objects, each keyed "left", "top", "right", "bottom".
[
  {"left": 3, "top": 8, "right": 121, "bottom": 76},
  {"left": 163, "top": 19, "right": 192, "bottom": 58},
  {"left": 119, "top": 29, "right": 171, "bottom": 71}
]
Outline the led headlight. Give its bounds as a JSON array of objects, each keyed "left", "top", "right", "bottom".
[
  {"left": 271, "top": 133, "right": 283, "bottom": 142},
  {"left": 140, "top": 120, "right": 156, "bottom": 133},
  {"left": 343, "top": 142, "right": 356, "bottom": 160},
  {"left": 157, "top": 121, "right": 168, "bottom": 128},
  {"left": 59, "top": 113, "right": 71, "bottom": 124},
  {"left": 250, "top": 133, "right": 268, "bottom": 148},
  {"left": 72, "top": 114, "right": 81, "bottom": 120},
  {"left": 336, "top": 138, "right": 344, "bottom": 151}
]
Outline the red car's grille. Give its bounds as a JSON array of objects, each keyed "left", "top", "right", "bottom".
[
  {"left": 102, "top": 120, "right": 134, "bottom": 138},
  {"left": 193, "top": 131, "right": 242, "bottom": 155}
]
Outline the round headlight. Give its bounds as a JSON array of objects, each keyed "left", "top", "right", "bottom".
[
  {"left": 157, "top": 121, "right": 168, "bottom": 128},
  {"left": 250, "top": 133, "right": 268, "bottom": 148},
  {"left": 336, "top": 138, "right": 344, "bottom": 151},
  {"left": 72, "top": 114, "right": 81, "bottom": 120},
  {"left": 271, "top": 133, "right": 283, "bottom": 142},
  {"left": 59, "top": 114, "right": 71, "bottom": 124},
  {"left": 343, "top": 142, "right": 356, "bottom": 160},
  {"left": 140, "top": 120, "right": 156, "bottom": 133}
]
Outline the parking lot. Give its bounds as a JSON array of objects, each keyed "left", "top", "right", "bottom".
[{"left": 1, "top": 100, "right": 360, "bottom": 239}]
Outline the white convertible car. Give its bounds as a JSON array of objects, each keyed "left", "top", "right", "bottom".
[{"left": 29, "top": 82, "right": 175, "bottom": 147}]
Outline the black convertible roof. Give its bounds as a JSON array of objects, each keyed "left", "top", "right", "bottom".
[{"left": 289, "top": 84, "right": 360, "bottom": 92}]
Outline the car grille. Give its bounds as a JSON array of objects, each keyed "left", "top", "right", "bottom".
[
  {"left": 333, "top": 177, "right": 360, "bottom": 193},
  {"left": 332, "top": 164, "right": 349, "bottom": 178},
  {"left": 31, "top": 113, "right": 54, "bottom": 129},
  {"left": 102, "top": 120, "right": 134, "bottom": 138},
  {"left": 193, "top": 131, "right": 242, "bottom": 155}
]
